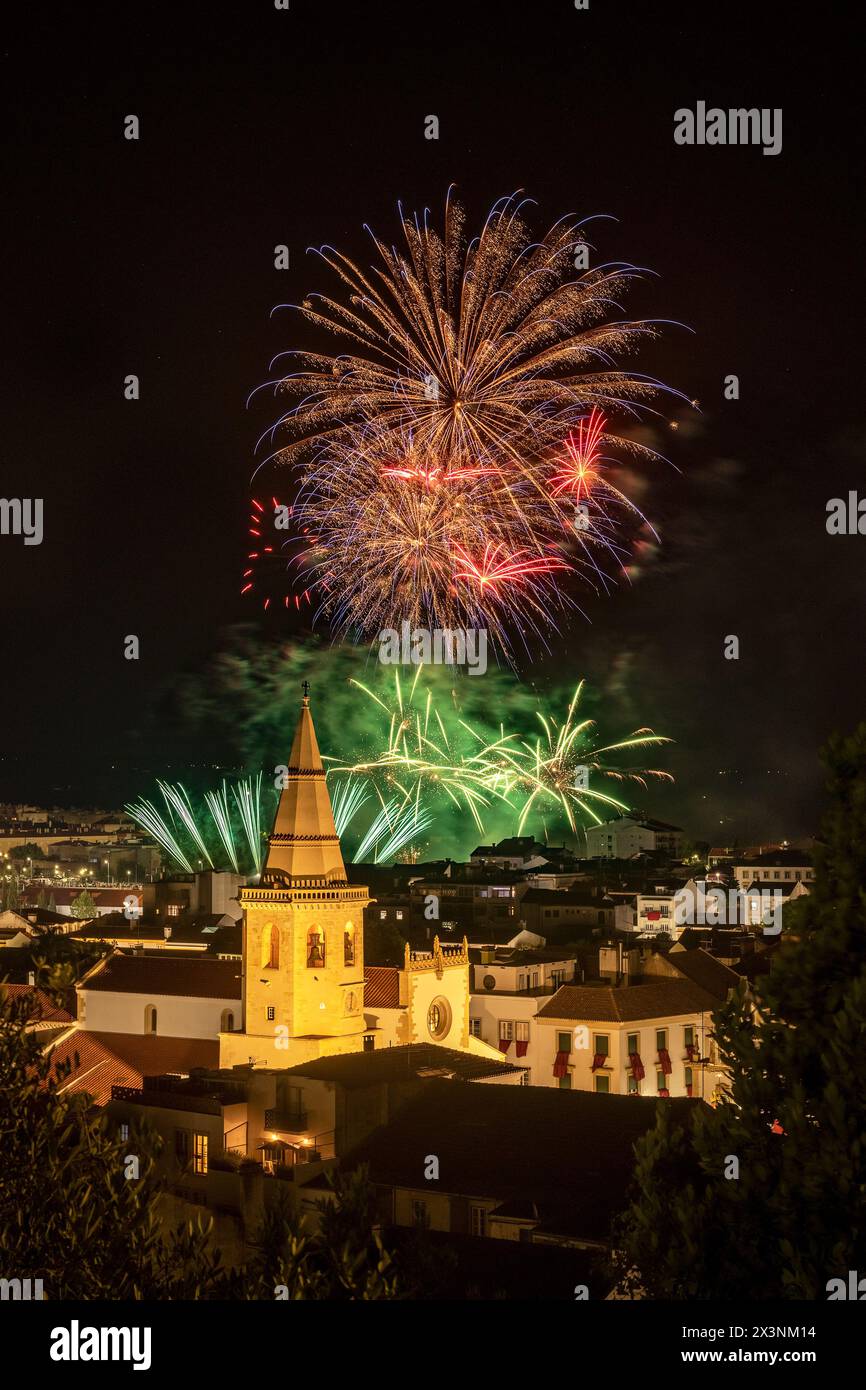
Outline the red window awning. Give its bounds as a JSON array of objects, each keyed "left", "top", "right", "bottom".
[
  {"left": 658, "top": 1087, "right": 670, "bottom": 1098},
  {"left": 591, "top": 1052, "right": 606, "bottom": 1072},
  {"left": 646, "top": 909, "right": 661, "bottom": 921},
  {"left": 686, "top": 1084, "right": 693, "bottom": 1097},
  {"left": 498, "top": 1037, "right": 512, "bottom": 1053},
  {"left": 515, "top": 1039, "right": 529, "bottom": 1058},
  {"left": 629, "top": 1052, "right": 645, "bottom": 1080},
  {"left": 553, "top": 1051, "right": 569, "bottom": 1078},
  {"left": 658, "top": 1048, "right": 672, "bottom": 1075}
]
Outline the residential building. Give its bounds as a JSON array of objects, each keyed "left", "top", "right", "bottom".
[
  {"left": 585, "top": 817, "right": 684, "bottom": 860},
  {"left": 534, "top": 977, "right": 722, "bottom": 1100},
  {"left": 731, "top": 850, "right": 815, "bottom": 889}
]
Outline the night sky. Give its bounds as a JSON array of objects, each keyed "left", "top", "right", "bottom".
[{"left": 3, "top": 1, "right": 862, "bottom": 843}]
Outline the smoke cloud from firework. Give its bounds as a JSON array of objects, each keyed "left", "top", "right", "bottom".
[{"left": 158, "top": 630, "right": 674, "bottom": 861}]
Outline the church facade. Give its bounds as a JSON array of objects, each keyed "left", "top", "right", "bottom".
[{"left": 219, "top": 691, "right": 502, "bottom": 1070}]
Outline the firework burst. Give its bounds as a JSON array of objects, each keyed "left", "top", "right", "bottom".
[
  {"left": 486, "top": 680, "right": 674, "bottom": 835},
  {"left": 248, "top": 192, "right": 686, "bottom": 655},
  {"left": 328, "top": 666, "right": 513, "bottom": 834}
]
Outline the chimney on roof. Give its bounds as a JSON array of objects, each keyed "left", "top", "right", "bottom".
[
  {"left": 27, "top": 970, "right": 36, "bottom": 986},
  {"left": 164, "top": 926, "right": 172, "bottom": 940}
]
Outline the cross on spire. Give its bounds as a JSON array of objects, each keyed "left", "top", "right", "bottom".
[{"left": 302, "top": 679, "right": 310, "bottom": 702}]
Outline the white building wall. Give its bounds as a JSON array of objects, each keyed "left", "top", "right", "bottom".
[{"left": 78, "top": 987, "right": 239, "bottom": 1039}]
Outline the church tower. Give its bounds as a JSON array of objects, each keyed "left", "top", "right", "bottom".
[{"left": 219, "top": 688, "right": 370, "bottom": 1070}]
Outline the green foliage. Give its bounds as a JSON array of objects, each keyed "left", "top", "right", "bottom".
[
  {"left": 9, "top": 843, "right": 46, "bottom": 860},
  {"left": 241, "top": 1167, "right": 405, "bottom": 1300},
  {"left": 1, "top": 979, "right": 406, "bottom": 1301},
  {"left": 0, "top": 969, "right": 226, "bottom": 1299},
  {"left": 613, "top": 726, "right": 866, "bottom": 1299},
  {"left": 2, "top": 874, "right": 20, "bottom": 912},
  {"left": 70, "top": 889, "right": 98, "bottom": 920}
]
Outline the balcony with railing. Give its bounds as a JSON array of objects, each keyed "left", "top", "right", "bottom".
[
  {"left": 264, "top": 1107, "right": 308, "bottom": 1134},
  {"left": 112, "top": 1075, "right": 248, "bottom": 1115}
]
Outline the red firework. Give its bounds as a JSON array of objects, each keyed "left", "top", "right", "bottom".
[
  {"left": 550, "top": 408, "right": 607, "bottom": 500},
  {"left": 452, "top": 542, "right": 572, "bottom": 594},
  {"left": 241, "top": 497, "right": 314, "bottom": 611}
]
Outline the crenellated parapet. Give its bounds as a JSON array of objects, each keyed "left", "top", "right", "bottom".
[{"left": 404, "top": 935, "right": 470, "bottom": 978}]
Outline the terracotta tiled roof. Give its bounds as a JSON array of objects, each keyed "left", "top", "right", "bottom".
[
  {"left": 79, "top": 954, "right": 242, "bottom": 999},
  {"left": 364, "top": 965, "right": 401, "bottom": 1008},
  {"left": 46, "top": 1029, "right": 220, "bottom": 1106},
  {"left": 536, "top": 978, "right": 718, "bottom": 1023}
]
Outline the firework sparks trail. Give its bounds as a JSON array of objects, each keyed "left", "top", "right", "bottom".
[
  {"left": 204, "top": 781, "right": 241, "bottom": 873},
  {"left": 328, "top": 776, "right": 371, "bottom": 838},
  {"left": 125, "top": 797, "right": 194, "bottom": 873},
  {"left": 241, "top": 496, "right": 315, "bottom": 611},
  {"left": 158, "top": 781, "right": 214, "bottom": 868},
  {"left": 486, "top": 681, "right": 674, "bottom": 835},
  {"left": 352, "top": 791, "right": 436, "bottom": 864},
  {"left": 233, "top": 772, "right": 266, "bottom": 875},
  {"left": 128, "top": 774, "right": 274, "bottom": 876}
]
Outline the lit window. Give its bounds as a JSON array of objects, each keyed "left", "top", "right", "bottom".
[
  {"left": 469, "top": 1018, "right": 481, "bottom": 1037},
  {"left": 427, "top": 997, "right": 451, "bottom": 1040},
  {"left": 193, "top": 1133, "right": 208, "bottom": 1175},
  {"left": 470, "top": 1205, "right": 487, "bottom": 1237},
  {"left": 396, "top": 910, "right": 404, "bottom": 921},
  {"left": 119, "top": 1123, "right": 129, "bottom": 1141}
]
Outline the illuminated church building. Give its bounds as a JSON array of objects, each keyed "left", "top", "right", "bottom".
[{"left": 219, "top": 690, "right": 502, "bottom": 1070}]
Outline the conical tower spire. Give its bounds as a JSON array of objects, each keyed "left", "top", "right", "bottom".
[{"left": 264, "top": 686, "right": 347, "bottom": 881}]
